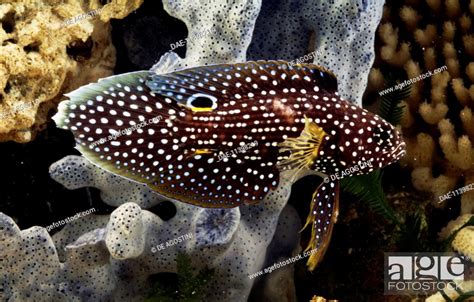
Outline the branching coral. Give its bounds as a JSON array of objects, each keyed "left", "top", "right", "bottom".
[
  {"left": 0, "top": 0, "right": 142, "bottom": 143},
  {"left": 368, "top": 0, "right": 474, "bottom": 214}
]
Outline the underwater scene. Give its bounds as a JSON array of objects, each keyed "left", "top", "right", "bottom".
[{"left": 0, "top": 0, "right": 473, "bottom": 301}]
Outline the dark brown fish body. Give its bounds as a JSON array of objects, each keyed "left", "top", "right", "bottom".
[{"left": 53, "top": 60, "right": 406, "bottom": 270}]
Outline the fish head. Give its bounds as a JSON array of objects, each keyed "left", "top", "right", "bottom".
[{"left": 322, "top": 103, "right": 406, "bottom": 174}]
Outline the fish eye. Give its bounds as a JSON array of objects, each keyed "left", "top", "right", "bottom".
[
  {"left": 191, "top": 97, "right": 213, "bottom": 108},
  {"left": 379, "top": 130, "right": 390, "bottom": 141},
  {"left": 373, "top": 126, "right": 390, "bottom": 145},
  {"left": 186, "top": 93, "right": 218, "bottom": 111}
]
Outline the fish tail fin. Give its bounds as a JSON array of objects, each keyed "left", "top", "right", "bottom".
[
  {"left": 52, "top": 70, "right": 177, "bottom": 184},
  {"left": 302, "top": 180, "right": 340, "bottom": 271},
  {"left": 54, "top": 71, "right": 155, "bottom": 128}
]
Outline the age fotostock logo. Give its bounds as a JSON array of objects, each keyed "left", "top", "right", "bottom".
[{"left": 384, "top": 253, "right": 471, "bottom": 295}]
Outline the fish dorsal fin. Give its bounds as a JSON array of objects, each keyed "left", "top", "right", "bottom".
[
  {"left": 145, "top": 60, "right": 338, "bottom": 111},
  {"left": 277, "top": 116, "right": 327, "bottom": 182}
]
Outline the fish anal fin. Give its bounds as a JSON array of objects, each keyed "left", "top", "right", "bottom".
[{"left": 302, "top": 180, "right": 340, "bottom": 271}]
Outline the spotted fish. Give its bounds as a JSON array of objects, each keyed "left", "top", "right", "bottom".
[{"left": 52, "top": 61, "right": 406, "bottom": 271}]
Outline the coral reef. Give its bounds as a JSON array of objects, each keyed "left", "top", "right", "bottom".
[
  {"left": 0, "top": 0, "right": 142, "bottom": 143},
  {"left": 425, "top": 281, "right": 474, "bottom": 302},
  {"left": 438, "top": 214, "right": 474, "bottom": 260},
  {"left": 0, "top": 155, "right": 300, "bottom": 301},
  {"left": 247, "top": 0, "right": 385, "bottom": 105},
  {"left": 367, "top": 0, "right": 474, "bottom": 215},
  {"left": 0, "top": 0, "right": 401, "bottom": 300}
]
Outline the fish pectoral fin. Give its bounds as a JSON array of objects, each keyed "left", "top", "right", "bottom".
[
  {"left": 277, "top": 116, "right": 327, "bottom": 182},
  {"left": 302, "top": 180, "right": 340, "bottom": 271},
  {"left": 193, "top": 149, "right": 217, "bottom": 155},
  {"left": 182, "top": 148, "right": 219, "bottom": 160}
]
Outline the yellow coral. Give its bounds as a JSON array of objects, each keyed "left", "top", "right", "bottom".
[{"left": 0, "top": 0, "right": 143, "bottom": 143}]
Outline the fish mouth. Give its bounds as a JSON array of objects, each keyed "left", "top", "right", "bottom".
[{"left": 390, "top": 141, "right": 406, "bottom": 160}]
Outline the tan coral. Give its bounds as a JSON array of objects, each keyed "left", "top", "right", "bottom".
[
  {"left": 400, "top": 133, "right": 434, "bottom": 167},
  {"left": 412, "top": 167, "right": 457, "bottom": 206},
  {"left": 424, "top": 47, "right": 437, "bottom": 72},
  {"left": 370, "top": 0, "right": 474, "bottom": 214},
  {"left": 466, "top": 62, "right": 474, "bottom": 82},
  {"left": 442, "top": 21, "right": 456, "bottom": 41},
  {"left": 379, "top": 24, "right": 410, "bottom": 67},
  {"left": 310, "top": 296, "right": 338, "bottom": 302},
  {"left": 426, "top": 0, "right": 441, "bottom": 12},
  {"left": 439, "top": 119, "right": 474, "bottom": 171},
  {"left": 451, "top": 78, "right": 471, "bottom": 105},
  {"left": 430, "top": 71, "right": 450, "bottom": 104},
  {"left": 405, "top": 60, "right": 424, "bottom": 106},
  {"left": 460, "top": 107, "right": 474, "bottom": 139},
  {"left": 366, "top": 68, "right": 385, "bottom": 94},
  {"left": 463, "top": 35, "right": 474, "bottom": 56},
  {"left": 0, "top": 0, "right": 143, "bottom": 143},
  {"left": 419, "top": 102, "right": 448, "bottom": 124},
  {"left": 414, "top": 24, "right": 437, "bottom": 47},
  {"left": 400, "top": 133, "right": 435, "bottom": 168},
  {"left": 446, "top": 0, "right": 461, "bottom": 17},
  {"left": 459, "top": 15, "right": 472, "bottom": 32},
  {"left": 400, "top": 6, "right": 421, "bottom": 31}
]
